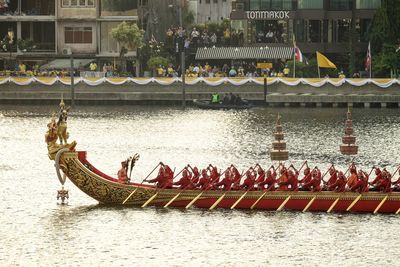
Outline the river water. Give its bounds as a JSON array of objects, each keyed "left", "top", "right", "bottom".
[{"left": 0, "top": 105, "right": 399, "bottom": 266}]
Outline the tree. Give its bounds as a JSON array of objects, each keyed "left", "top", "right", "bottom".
[
  {"left": 111, "top": 21, "right": 145, "bottom": 74},
  {"left": 368, "top": 0, "right": 400, "bottom": 77}
]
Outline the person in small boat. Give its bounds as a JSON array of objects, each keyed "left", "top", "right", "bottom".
[
  {"left": 173, "top": 168, "right": 193, "bottom": 189},
  {"left": 117, "top": 161, "right": 128, "bottom": 184},
  {"left": 303, "top": 168, "right": 322, "bottom": 192},
  {"left": 350, "top": 170, "right": 369, "bottom": 193},
  {"left": 328, "top": 171, "right": 347, "bottom": 192},
  {"left": 215, "top": 170, "right": 233, "bottom": 190},
  {"left": 211, "top": 93, "right": 220, "bottom": 104},
  {"left": 241, "top": 168, "right": 256, "bottom": 190},
  {"left": 347, "top": 166, "right": 358, "bottom": 188}
]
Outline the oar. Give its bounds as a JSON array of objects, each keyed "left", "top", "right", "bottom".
[
  {"left": 185, "top": 191, "right": 204, "bottom": 209},
  {"left": 327, "top": 197, "right": 340, "bottom": 213},
  {"left": 346, "top": 194, "right": 362, "bottom": 211},
  {"left": 373, "top": 195, "right": 388, "bottom": 214},
  {"left": 396, "top": 207, "right": 400, "bottom": 215},
  {"left": 141, "top": 162, "right": 162, "bottom": 183},
  {"left": 344, "top": 160, "right": 355, "bottom": 176},
  {"left": 122, "top": 187, "right": 138, "bottom": 204},
  {"left": 250, "top": 190, "right": 268, "bottom": 210},
  {"left": 230, "top": 190, "right": 248, "bottom": 209},
  {"left": 276, "top": 195, "right": 291, "bottom": 211},
  {"left": 303, "top": 196, "right": 316, "bottom": 212},
  {"left": 163, "top": 182, "right": 193, "bottom": 208},
  {"left": 390, "top": 165, "right": 400, "bottom": 181},
  {"left": 321, "top": 164, "right": 334, "bottom": 185},
  {"left": 209, "top": 193, "right": 226, "bottom": 210},
  {"left": 141, "top": 191, "right": 159, "bottom": 208}
]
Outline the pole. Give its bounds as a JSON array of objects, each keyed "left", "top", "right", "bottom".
[
  {"left": 70, "top": 56, "right": 75, "bottom": 107},
  {"left": 370, "top": 43, "right": 372, "bottom": 79},
  {"left": 293, "top": 48, "right": 296, "bottom": 78},
  {"left": 263, "top": 75, "right": 267, "bottom": 103},
  {"left": 318, "top": 66, "right": 320, "bottom": 79},
  {"left": 179, "top": 3, "right": 186, "bottom": 109}
]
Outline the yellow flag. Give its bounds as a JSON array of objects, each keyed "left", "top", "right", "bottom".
[{"left": 316, "top": 51, "right": 336, "bottom": 69}]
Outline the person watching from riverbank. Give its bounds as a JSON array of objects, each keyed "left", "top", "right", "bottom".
[{"left": 117, "top": 161, "right": 128, "bottom": 184}]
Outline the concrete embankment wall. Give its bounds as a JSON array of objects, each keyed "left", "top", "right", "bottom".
[{"left": 0, "top": 82, "right": 399, "bottom": 107}]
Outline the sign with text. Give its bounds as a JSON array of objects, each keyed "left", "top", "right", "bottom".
[
  {"left": 246, "top": 11, "right": 291, "bottom": 20},
  {"left": 257, "top": 63, "right": 273, "bottom": 69}
]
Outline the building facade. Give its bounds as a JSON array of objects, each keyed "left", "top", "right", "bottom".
[
  {"left": 0, "top": 0, "right": 139, "bottom": 71},
  {"left": 189, "top": 0, "right": 232, "bottom": 24},
  {"left": 230, "top": 0, "right": 380, "bottom": 55}
]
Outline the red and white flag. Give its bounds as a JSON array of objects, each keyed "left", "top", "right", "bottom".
[{"left": 365, "top": 42, "right": 371, "bottom": 71}]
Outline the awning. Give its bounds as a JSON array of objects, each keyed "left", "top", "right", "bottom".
[
  {"left": 195, "top": 46, "right": 294, "bottom": 60},
  {"left": 40, "top": 59, "right": 94, "bottom": 70}
]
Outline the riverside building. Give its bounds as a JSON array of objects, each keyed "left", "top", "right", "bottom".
[
  {"left": 0, "top": 0, "right": 139, "bottom": 72},
  {"left": 230, "top": 0, "right": 381, "bottom": 55}
]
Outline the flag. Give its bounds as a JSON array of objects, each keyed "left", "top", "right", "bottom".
[
  {"left": 316, "top": 51, "right": 336, "bottom": 69},
  {"left": 365, "top": 42, "right": 371, "bottom": 71},
  {"left": 293, "top": 37, "right": 303, "bottom": 63}
]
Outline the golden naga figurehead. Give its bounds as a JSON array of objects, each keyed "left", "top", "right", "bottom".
[{"left": 45, "top": 99, "right": 76, "bottom": 160}]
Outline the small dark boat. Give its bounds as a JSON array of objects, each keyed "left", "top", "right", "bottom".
[{"left": 193, "top": 99, "right": 254, "bottom": 110}]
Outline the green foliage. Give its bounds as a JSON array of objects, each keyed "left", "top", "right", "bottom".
[
  {"left": 147, "top": 56, "right": 169, "bottom": 70},
  {"left": 111, "top": 21, "right": 144, "bottom": 56},
  {"left": 287, "top": 58, "right": 338, "bottom": 78},
  {"left": 368, "top": 0, "right": 400, "bottom": 76},
  {"left": 17, "top": 39, "right": 35, "bottom": 52},
  {"left": 0, "top": 35, "right": 16, "bottom": 52}
]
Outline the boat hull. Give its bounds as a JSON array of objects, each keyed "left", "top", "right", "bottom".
[
  {"left": 60, "top": 151, "right": 400, "bottom": 213},
  {"left": 193, "top": 99, "right": 254, "bottom": 110}
]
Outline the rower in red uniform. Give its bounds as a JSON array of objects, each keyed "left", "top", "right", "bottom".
[
  {"left": 215, "top": 170, "right": 233, "bottom": 191},
  {"left": 241, "top": 168, "right": 256, "bottom": 190},
  {"left": 350, "top": 170, "right": 369, "bottom": 193},
  {"left": 347, "top": 166, "right": 358, "bottom": 188},
  {"left": 197, "top": 168, "right": 211, "bottom": 190},
  {"left": 299, "top": 167, "right": 312, "bottom": 189},
  {"left": 147, "top": 163, "right": 172, "bottom": 188},
  {"left": 370, "top": 167, "right": 383, "bottom": 190},
  {"left": 277, "top": 166, "right": 289, "bottom": 191},
  {"left": 392, "top": 169, "right": 400, "bottom": 191},
  {"left": 375, "top": 169, "right": 392, "bottom": 193},
  {"left": 303, "top": 167, "right": 322, "bottom": 192},
  {"left": 189, "top": 166, "right": 200, "bottom": 186},
  {"left": 326, "top": 167, "right": 338, "bottom": 187},
  {"left": 230, "top": 165, "right": 242, "bottom": 190},
  {"left": 208, "top": 165, "right": 221, "bottom": 186},
  {"left": 173, "top": 168, "right": 193, "bottom": 189},
  {"left": 287, "top": 165, "right": 299, "bottom": 191},
  {"left": 259, "top": 166, "right": 277, "bottom": 191},
  {"left": 328, "top": 171, "right": 347, "bottom": 192},
  {"left": 254, "top": 164, "right": 266, "bottom": 190}
]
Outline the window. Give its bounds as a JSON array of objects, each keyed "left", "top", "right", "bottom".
[
  {"left": 100, "top": 0, "right": 138, "bottom": 16},
  {"left": 297, "top": 0, "right": 323, "bottom": 9},
  {"left": 329, "top": 0, "right": 351, "bottom": 10},
  {"left": 356, "top": 0, "right": 381, "bottom": 9},
  {"left": 213, "top": 0, "right": 218, "bottom": 3},
  {"left": 250, "top": 0, "right": 293, "bottom": 10},
  {"left": 62, "top": 0, "right": 95, "bottom": 7},
  {"left": 206, "top": 0, "right": 211, "bottom": 3},
  {"left": 65, "top": 27, "right": 92, "bottom": 43}
]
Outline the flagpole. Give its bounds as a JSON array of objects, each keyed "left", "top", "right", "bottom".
[
  {"left": 317, "top": 52, "right": 320, "bottom": 79},
  {"left": 370, "top": 42, "right": 372, "bottom": 79},
  {"left": 293, "top": 47, "right": 296, "bottom": 78}
]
